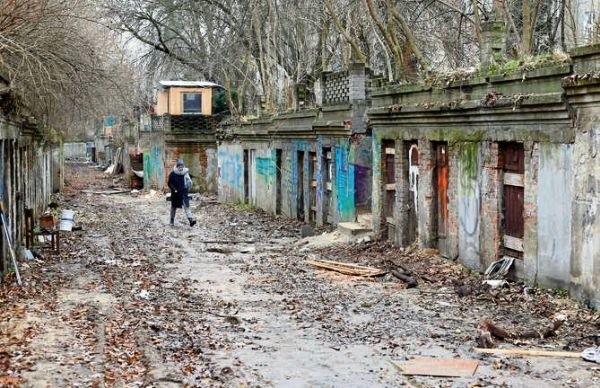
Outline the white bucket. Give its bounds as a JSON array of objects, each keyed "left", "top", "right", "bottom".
[{"left": 60, "top": 210, "right": 76, "bottom": 231}]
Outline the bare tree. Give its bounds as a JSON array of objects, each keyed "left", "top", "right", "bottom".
[{"left": 0, "top": 0, "right": 142, "bottom": 140}]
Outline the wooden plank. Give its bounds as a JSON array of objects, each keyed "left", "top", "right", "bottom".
[
  {"left": 474, "top": 348, "right": 581, "bottom": 358},
  {"left": 503, "top": 235, "right": 524, "bottom": 252},
  {"left": 306, "top": 259, "right": 386, "bottom": 277},
  {"left": 392, "top": 358, "right": 479, "bottom": 377},
  {"left": 317, "top": 259, "right": 379, "bottom": 269},
  {"left": 504, "top": 172, "right": 524, "bottom": 187}
]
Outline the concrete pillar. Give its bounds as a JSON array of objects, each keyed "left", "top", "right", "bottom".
[
  {"left": 479, "top": 141, "right": 502, "bottom": 269},
  {"left": 446, "top": 143, "right": 460, "bottom": 260},
  {"left": 394, "top": 141, "right": 409, "bottom": 246},
  {"left": 349, "top": 63, "right": 366, "bottom": 101},
  {"left": 417, "top": 139, "right": 435, "bottom": 248},
  {"left": 349, "top": 63, "right": 367, "bottom": 134},
  {"left": 522, "top": 141, "right": 539, "bottom": 281},
  {"left": 371, "top": 136, "right": 384, "bottom": 237},
  {"left": 480, "top": 21, "right": 506, "bottom": 74}
]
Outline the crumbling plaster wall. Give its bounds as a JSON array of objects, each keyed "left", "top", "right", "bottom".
[
  {"left": 248, "top": 141, "right": 275, "bottom": 213},
  {"left": 534, "top": 143, "right": 573, "bottom": 288},
  {"left": 217, "top": 142, "right": 244, "bottom": 204},
  {"left": 164, "top": 141, "right": 217, "bottom": 193},
  {"left": 564, "top": 44, "right": 600, "bottom": 305},
  {"left": 140, "top": 131, "right": 165, "bottom": 190},
  {"left": 570, "top": 122, "right": 600, "bottom": 305},
  {"left": 0, "top": 117, "right": 58, "bottom": 277},
  {"left": 368, "top": 62, "right": 578, "bottom": 292}
]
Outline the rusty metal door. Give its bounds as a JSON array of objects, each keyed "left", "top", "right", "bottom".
[
  {"left": 435, "top": 144, "right": 449, "bottom": 251},
  {"left": 500, "top": 143, "right": 525, "bottom": 254}
]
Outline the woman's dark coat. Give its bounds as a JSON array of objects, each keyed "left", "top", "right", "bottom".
[{"left": 168, "top": 171, "right": 186, "bottom": 208}]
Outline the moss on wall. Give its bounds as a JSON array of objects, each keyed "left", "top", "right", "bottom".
[{"left": 459, "top": 142, "right": 479, "bottom": 195}]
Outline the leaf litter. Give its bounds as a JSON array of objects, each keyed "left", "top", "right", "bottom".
[{"left": 0, "top": 162, "right": 598, "bottom": 386}]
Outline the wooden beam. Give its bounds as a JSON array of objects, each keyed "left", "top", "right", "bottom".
[{"left": 475, "top": 348, "right": 581, "bottom": 358}]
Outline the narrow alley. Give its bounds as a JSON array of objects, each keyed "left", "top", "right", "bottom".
[{"left": 0, "top": 163, "right": 598, "bottom": 387}]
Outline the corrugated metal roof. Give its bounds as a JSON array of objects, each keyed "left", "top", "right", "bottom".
[{"left": 158, "top": 80, "right": 221, "bottom": 88}]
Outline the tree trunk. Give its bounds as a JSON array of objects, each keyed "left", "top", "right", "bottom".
[
  {"left": 522, "top": 0, "right": 543, "bottom": 56},
  {"left": 389, "top": 1, "right": 429, "bottom": 72},
  {"left": 365, "top": 0, "right": 403, "bottom": 79},
  {"left": 323, "top": 0, "right": 367, "bottom": 64}
]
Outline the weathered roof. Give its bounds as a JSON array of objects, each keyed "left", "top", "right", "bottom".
[{"left": 158, "top": 80, "right": 221, "bottom": 89}]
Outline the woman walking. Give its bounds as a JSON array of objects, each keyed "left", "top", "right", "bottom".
[{"left": 167, "top": 159, "right": 197, "bottom": 226}]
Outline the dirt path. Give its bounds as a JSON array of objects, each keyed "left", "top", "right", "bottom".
[{"left": 0, "top": 163, "right": 598, "bottom": 387}]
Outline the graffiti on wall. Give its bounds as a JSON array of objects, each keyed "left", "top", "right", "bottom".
[
  {"left": 217, "top": 147, "right": 244, "bottom": 200},
  {"left": 256, "top": 156, "right": 276, "bottom": 181},
  {"left": 335, "top": 146, "right": 355, "bottom": 221},
  {"left": 458, "top": 142, "right": 481, "bottom": 267},
  {"left": 408, "top": 144, "right": 419, "bottom": 214},
  {"left": 144, "top": 144, "right": 164, "bottom": 188}
]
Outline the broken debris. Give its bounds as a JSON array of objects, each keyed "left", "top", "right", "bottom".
[
  {"left": 475, "top": 347, "right": 582, "bottom": 358},
  {"left": 306, "top": 258, "right": 386, "bottom": 277},
  {"left": 391, "top": 357, "right": 479, "bottom": 377},
  {"left": 477, "top": 317, "right": 564, "bottom": 348}
]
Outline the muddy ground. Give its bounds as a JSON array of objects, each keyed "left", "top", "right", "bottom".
[{"left": 1, "top": 162, "right": 599, "bottom": 387}]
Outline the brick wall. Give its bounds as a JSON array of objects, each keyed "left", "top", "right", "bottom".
[{"left": 480, "top": 142, "right": 502, "bottom": 268}]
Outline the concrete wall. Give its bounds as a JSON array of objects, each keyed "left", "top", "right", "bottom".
[
  {"left": 0, "top": 117, "right": 59, "bottom": 277},
  {"left": 366, "top": 43, "right": 600, "bottom": 307},
  {"left": 64, "top": 142, "right": 87, "bottom": 159},
  {"left": 217, "top": 142, "right": 244, "bottom": 203},
  {"left": 570, "top": 123, "right": 600, "bottom": 305},
  {"left": 534, "top": 143, "right": 573, "bottom": 288},
  {"left": 164, "top": 141, "right": 217, "bottom": 193},
  {"left": 140, "top": 131, "right": 166, "bottom": 190},
  {"left": 564, "top": 45, "right": 600, "bottom": 305},
  {"left": 218, "top": 127, "right": 368, "bottom": 226},
  {"left": 457, "top": 142, "right": 483, "bottom": 272}
]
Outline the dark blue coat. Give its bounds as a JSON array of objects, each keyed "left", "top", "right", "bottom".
[{"left": 168, "top": 171, "right": 186, "bottom": 208}]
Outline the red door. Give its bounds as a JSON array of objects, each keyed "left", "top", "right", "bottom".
[
  {"left": 436, "top": 144, "right": 449, "bottom": 240},
  {"left": 500, "top": 143, "right": 525, "bottom": 254}
]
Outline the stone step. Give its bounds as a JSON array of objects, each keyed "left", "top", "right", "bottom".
[
  {"left": 337, "top": 222, "right": 372, "bottom": 237},
  {"left": 356, "top": 213, "right": 373, "bottom": 227}
]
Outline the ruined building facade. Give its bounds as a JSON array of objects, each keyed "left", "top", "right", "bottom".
[
  {"left": 141, "top": 81, "right": 221, "bottom": 193},
  {"left": 217, "top": 45, "right": 600, "bottom": 306},
  {"left": 0, "top": 114, "right": 62, "bottom": 278}
]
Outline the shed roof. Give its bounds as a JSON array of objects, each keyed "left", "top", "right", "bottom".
[{"left": 158, "top": 80, "right": 221, "bottom": 89}]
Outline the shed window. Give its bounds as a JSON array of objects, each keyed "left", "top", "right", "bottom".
[{"left": 182, "top": 92, "right": 202, "bottom": 113}]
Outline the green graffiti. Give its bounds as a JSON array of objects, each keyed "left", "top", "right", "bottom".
[
  {"left": 459, "top": 142, "right": 479, "bottom": 195},
  {"left": 256, "top": 157, "right": 276, "bottom": 178}
]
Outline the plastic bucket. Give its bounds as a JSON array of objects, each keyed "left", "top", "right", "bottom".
[{"left": 60, "top": 210, "right": 75, "bottom": 231}]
